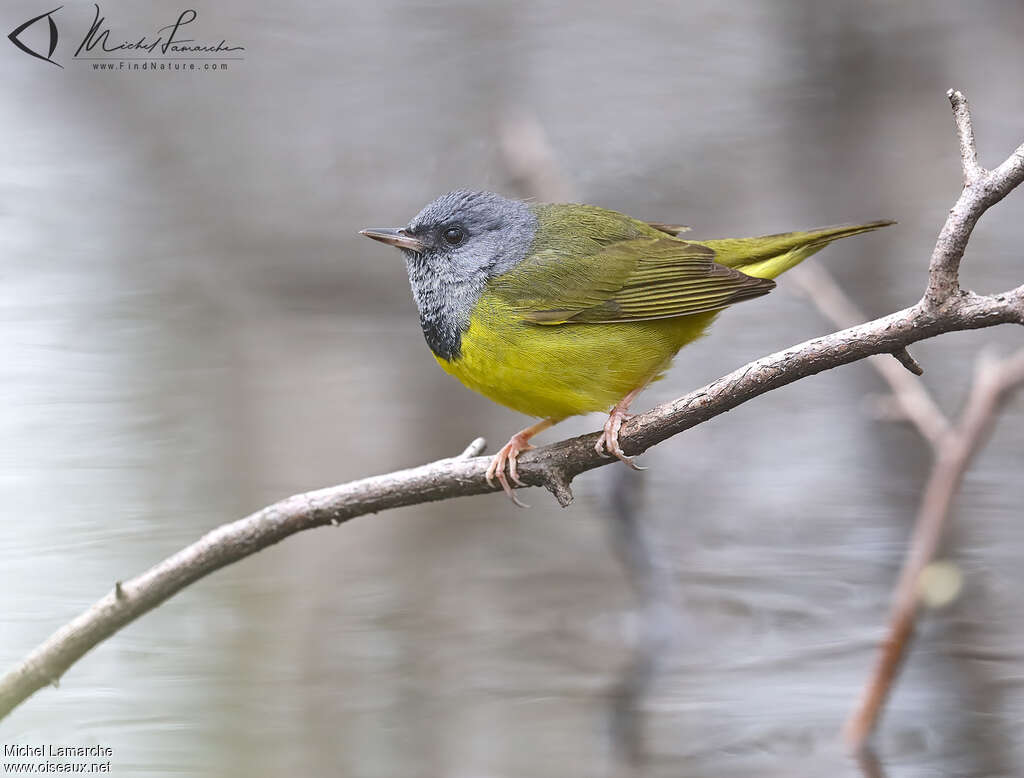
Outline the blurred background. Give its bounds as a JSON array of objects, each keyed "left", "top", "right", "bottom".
[{"left": 2, "top": 1, "right": 1024, "bottom": 775}]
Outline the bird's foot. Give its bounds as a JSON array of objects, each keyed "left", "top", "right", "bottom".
[
  {"left": 595, "top": 409, "right": 646, "bottom": 470},
  {"left": 485, "top": 432, "right": 535, "bottom": 508}
]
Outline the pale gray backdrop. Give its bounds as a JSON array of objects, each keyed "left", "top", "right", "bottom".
[{"left": 2, "top": 1, "right": 1023, "bottom": 776}]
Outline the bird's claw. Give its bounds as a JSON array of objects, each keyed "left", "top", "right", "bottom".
[
  {"left": 486, "top": 436, "right": 534, "bottom": 507},
  {"left": 595, "top": 411, "right": 646, "bottom": 470}
]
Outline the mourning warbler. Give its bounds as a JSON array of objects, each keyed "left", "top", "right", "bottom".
[{"left": 361, "top": 191, "right": 892, "bottom": 503}]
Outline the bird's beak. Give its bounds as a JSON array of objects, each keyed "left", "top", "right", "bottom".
[{"left": 359, "top": 227, "right": 425, "bottom": 252}]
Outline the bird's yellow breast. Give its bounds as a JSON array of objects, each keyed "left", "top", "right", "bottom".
[{"left": 434, "top": 292, "right": 717, "bottom": 419}]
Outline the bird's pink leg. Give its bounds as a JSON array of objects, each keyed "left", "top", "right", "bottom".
[
  {"left": 595, "top": 387, "right": 646, "bottom": 470},
  {"left": 486, "top": 417, "right": 560, "bottom": 507}
]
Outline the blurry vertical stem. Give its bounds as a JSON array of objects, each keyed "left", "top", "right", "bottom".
[
  {"left": 604, "top": 467, "right": 678, "bottom": 767},
  {"left": 843, "top": 349, "right": 1024, "bottom": 748}
]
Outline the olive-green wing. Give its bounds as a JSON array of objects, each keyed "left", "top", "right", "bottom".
[{"left": 493, "top": 237, "right": 775, "bottom": 325}]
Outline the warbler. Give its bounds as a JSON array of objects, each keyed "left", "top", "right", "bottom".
[{"left": 362, "top": 191, "right": 891, "bottom": 503}]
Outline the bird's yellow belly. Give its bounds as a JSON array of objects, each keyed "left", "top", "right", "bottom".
[{"left": 434, "top": 295, "right": 717, "bottom": 419}]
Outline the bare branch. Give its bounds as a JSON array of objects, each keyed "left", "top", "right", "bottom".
[
  {"left": 843, "top": 348, "right": 1024, "bottom": 750},
  {"left": 2, "top": 90, "right": 1024, "bottom": 723},
  {"left": 794, "top": 219, "right": 1024, "bottom": 753},
  {"left": 457, "top": 437, "right": 487, "bottom": 459},
  {"left": 949, "top": 89, "right": 981, "bottom": 184},
  {"left": 790, "top": 93, "right": 1024, "bottom": 750},
  {"left": 926, "top": 91, "right": 1024, "bottom": 307},
  {"left": 790, "top": 262, "right": 952, "bottom": 447}
]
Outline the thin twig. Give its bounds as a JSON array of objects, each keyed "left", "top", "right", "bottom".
[
  {"left": 890, "top": 347, "right": 924, "bottom": 376},
  {"left": 926, "top": 91, "right": 1024, "bottom": 307},
  {"left": 843, "top": 348, "right": 1024, "bottom": 749},
  {"left": 951, "top": 89, "right": 982, "bottom": 185},
  {"left": 457, "top": 437, "right": 487, "bottom": 459},
  {"left": 2, "top": 90, "right": 1023, "bottom": 722}
]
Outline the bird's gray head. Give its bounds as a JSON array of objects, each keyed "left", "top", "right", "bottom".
[{"left": 360, "top": 190, "right": 537, "bottom": 361}]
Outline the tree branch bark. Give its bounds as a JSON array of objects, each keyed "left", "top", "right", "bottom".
[
  {"left": 789, "top": 262, "right": 952, "bottom": 446},
  {"left": 2, "top": 89, "right": 1023, "bottom": 723}
]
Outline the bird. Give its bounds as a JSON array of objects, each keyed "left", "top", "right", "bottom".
[{"left": 361, "top": 190, "right": 892, "bottom": 505}]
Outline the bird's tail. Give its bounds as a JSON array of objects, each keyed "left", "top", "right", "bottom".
[{"left": 698, "top": 220, "right": 895, "bottom": 280}]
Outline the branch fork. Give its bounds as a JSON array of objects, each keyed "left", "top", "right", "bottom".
[{"left": 791, "top": 89, "right": 1024, "bottom": 752}]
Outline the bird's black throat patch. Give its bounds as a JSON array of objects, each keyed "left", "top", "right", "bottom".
[{"left": 420, "top": 311, "right": 463, "bottom": 362}]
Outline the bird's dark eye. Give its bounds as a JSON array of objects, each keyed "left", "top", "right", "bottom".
[{"left": 442, "top": 226, "right": 465, "bottom": 246}]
